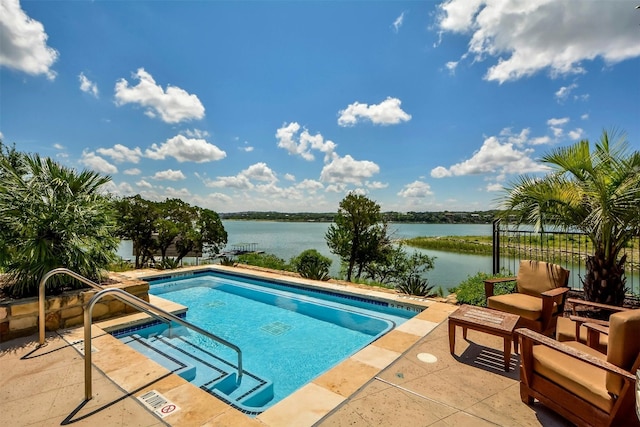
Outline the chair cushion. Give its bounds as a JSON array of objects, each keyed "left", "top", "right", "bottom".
[
  {"left": 556, "top": 316, "right": 608, "bottom": 354},
  {"left": 606, "top": 309, "right": 640, "bottom": 396},
  {"left": 533, "top": 341, "right": 612, "bottom": 413},
  {"left": 487, "top": 293, "right": 556, "bottom": 321},
  {"left": 516, "top": 260, "right": 569, "bottom": 296}
]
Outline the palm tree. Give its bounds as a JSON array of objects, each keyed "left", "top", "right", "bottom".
[
  {"left": 500, "top": 130, "right": 640, "bottom": 306},
  {"left": 0, "top": 153, "right": 118, "bottom": 298}
]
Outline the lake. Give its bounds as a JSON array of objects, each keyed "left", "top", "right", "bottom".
[{"left": 118, "top": 221, "right": 494, "bottom": 290}]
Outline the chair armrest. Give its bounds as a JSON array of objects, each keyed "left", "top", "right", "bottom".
[
  {"left": 515, "top": 328, "right": 635, "bottom": 381},
  {"left": 566, "top": 298, "right": 629, "bottom": 313},
  {"left": 583, "top": 322, "right": 610, "bottom": 335},
  {"left": 540, "top": 287, "right": 569, "bottom": 328},
  {"left": 541, "top": 287, "right": 570, "bottom": 298},
  {"left": 568, "top": 315, "right": 609, "bottom": 328},
  {"left": 483, "top": 277, "right": 516, "bottom": 298}
]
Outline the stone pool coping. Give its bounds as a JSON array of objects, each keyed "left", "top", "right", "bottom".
[{"left": 92, "top": 265, "right": 453, "bottom": 425}]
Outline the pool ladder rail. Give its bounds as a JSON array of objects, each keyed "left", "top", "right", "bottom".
[{"left": 37, "top": 268, "right": 244, "bottom": 401}]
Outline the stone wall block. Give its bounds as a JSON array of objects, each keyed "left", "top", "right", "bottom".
[
  {"left": 46, "top": 297, "right": 61, "bottom": 311},
  {"left": 108, "top": 300, "right": 126, "bottom": 313},
  {"left": 0, "top": 306, "right": 7, "bottom": 321},
  {"left": 11, "top": 301, "right": 38, "bottom": 317},
  {"left": 63, "top": 314, "right": 84, "bottom": 328},
  {"left": 10, "top": 316, "right": 37, "bottom": 331},
  {"left": 91, "top": 303, "right": 109, "bottom": 319},
  {"left": 60, "top": 306, "right": 83, "bottom": 320}
]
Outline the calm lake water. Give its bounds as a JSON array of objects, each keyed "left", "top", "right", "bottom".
[{"left": 118, "top": 221, "right": 492, "bottom": 290}]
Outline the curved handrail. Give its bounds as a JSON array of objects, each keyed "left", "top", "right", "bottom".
[
  {"left": 39, "top": 268, "right": 105, "bottom": 345},
  {"left": 83, "top": 287, "right": 243, "bottom": 400}
]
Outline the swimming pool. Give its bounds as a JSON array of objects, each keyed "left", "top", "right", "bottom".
[{"left": 112, "top": 270, "right": 418, "bottom": 414}]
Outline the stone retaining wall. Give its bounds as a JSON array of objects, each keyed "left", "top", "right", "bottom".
[{"left": 0, "top": 276, "right": 149, "bottom": 343}]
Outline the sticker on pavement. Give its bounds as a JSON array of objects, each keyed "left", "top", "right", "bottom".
[{"left": 138, "top": 390, "right": 181, "bottom": 418}]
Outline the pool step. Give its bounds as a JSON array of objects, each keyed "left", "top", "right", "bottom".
[{"left": 119, "top": 332, "right": 274, "bottom": 414}]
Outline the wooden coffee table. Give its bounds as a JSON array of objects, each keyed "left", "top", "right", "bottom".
[{"left": 448, "top": 304, "right": 520, "bottom": 371}]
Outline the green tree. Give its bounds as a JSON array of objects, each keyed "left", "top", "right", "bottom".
[
  {"left": 0, "top": 153, "right": 118, "bottom": 297},
  {"left": 363, "top": 243, "right": 435, "bottom": 286},
  {"left": 500, "top": 130, "right": 640, "bottom": 305},
  {"left": 113, "top": 196, "right": 160, "bottom": 268},
  {"left": 325, "top": 193, "right": 390, "bottom": 282},
  {"left": 290, "top": 249, "right": 332, "bottom": 280}
]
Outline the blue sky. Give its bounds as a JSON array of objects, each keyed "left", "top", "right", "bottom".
[{"left": 2, "top": 0, "right": 639, "bottom": 213}]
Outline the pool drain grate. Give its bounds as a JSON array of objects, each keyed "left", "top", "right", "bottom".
[{"left": 260, "top": 321, "right": 292, "bottom": 336}]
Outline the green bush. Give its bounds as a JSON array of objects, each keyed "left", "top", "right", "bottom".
[
  {"left": 452, "top": 271, "right": 515, "bottom": 307},
  {"left": 290, "top": 249, "right": 332, "bottom": 281},
  {"left": 218, "top": 256, "right": 237, "bottom": 267},
  {"left": 396, "top": 275, "right": 434, "bottom": 297},
  {"left": 237, "top": 252, "right": 290, "bottom": 271}
]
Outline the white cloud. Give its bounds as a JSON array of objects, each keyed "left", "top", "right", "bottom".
[
  {"left": 338, "top": 97, "right": 411, "bottom": 126},
  {"left": 53, "top": 143, "right": 64, "bottom": 150},
  {"left": 242, "top": 162, "right": 277, "bottom": 183},
  {"left": 530, "top": 136, "right": 552, "bottom": 145},
  {"left": 296, "top": 179, "right": 324, "bottom": 193},
  {"left": 152, "top": 169, "right": 186, "bottom": 181},
  {"left": 581, "top": 113, "right": 589, "bottom": 120},
  {"left": 183, "top": 128, "right": 209, "bottom": 138},
  {"left": 547, "top": 117, "right": 569, "bottom": 127},
  {"left": 136, "top": 179, "right": 153, "bottom": 188},
  {"left": 284, "top": 173, "right": 296, "bottom": 181},
  {"left": 275, "top": 122, "right": 336, "bottom": 161},
  {"left": 555, "top": 83, "right": 577, "bottom": 102},
  {"left": 146, "top": 134, "right": 226, "bottom": 163},
  {"left": 97, "top": 144, "right": 142, "bottom": 163},
  {"left": 366, "top": 181, "right": 388, "bottom": 190},
  {"left": 435, "top": 0, "right": 640, "bottom": 83},
  {"left": 445, "top": 61, "right": 458, "bottom": 74},
  {"left": 102, "top": 181, "right": 134, "bottom": 197},
  {"left": 320, "top": 154, "right": 380, "bottom": 185},
  {"left": 79, "top": 73, "right": 98, "bottom": 97},
  {"left": 80, "top": 151, "right": 117, "bottom": 174},
  {"left": 325, "top": 183, "right": 347, "bottom": 193},
  {"left": 392, "top": 12, "right": 405, "bottom": 33},
  {"left": 123, "top": 168, "right": 141, "bottom": 175},
  {"left": 241, "top": 145, "right": 254, "bottom": 152},
  {"left": 486, "top": 182, "right": 504, "bottom": 192},
  {"left": 114, "top": 68, "right": 205, "bottom": 123},
  {"left": 398, "top": 181, "right": 433, "bottom": 198},
  {"left": 0, "top": 0, "right": 58, "bottom": 79},
  {"left": 568, "top": 128, "right": 585, "bottom": 140},
  {"left": 203, "top": 162, "right": 276, "bottom": 189},
  {"left": 431, "top": 135, "right": 548, "bottom": 178}
]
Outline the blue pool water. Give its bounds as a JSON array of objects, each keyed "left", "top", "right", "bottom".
[{"left": 112, "top": 270, "right": 418, "bottom": 414}]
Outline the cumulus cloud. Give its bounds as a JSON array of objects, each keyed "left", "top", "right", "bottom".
[
  {"left": 203, "top": 162, "right": 276, "bottom": 189},
  {"left": 398, "top": 180, "right": 434, "bottom": 198},
  {"left": 0, "top": 0, "right": 58, "bottom": 79},
  {"left": 486, "top": 182, "right": 504, "bottom": 192},
  {"left": 136, "top": 179, "right": 153, "bottom": 188},
  {"left": 555, "top": 83, "right": 577, "bottom": 102},
  {"left": 392, "top": 12, "right": 405, "bottom": 33},
  {"left": 338, "top": 97, "right": 411, "bottom": 126},
  {"left": 568, "top": 128, "right": 585, "bottom": 140},
  {"left": 114, "top": 68, "right": 205, "bottom": 123},
  {"left": 123, "top": 168, "right": 141, "bottom": 175},
  {"left": 296, "top": 179, "right": 324, "bottom": 193},
  {"left": 431, "top": 134, "right": 549, "bottom": 179},
  {"left": 435, "top": 0, "right": 640, "bottom": 83},
  {"left": 284, "top": 173, "right": 296, "bottom": 181},
  {"left": 80, "top": 151, "right": 117, "bottom": 174},
  {"left": 183, "top": 128, "right": 209, "bottom": 138},
  {"left": 79, "top": 73, "right": 98, "bottom": 97},
  {"left": 320, "top": 154, "right": 380, "bottom": 185},
  {"left": 152, "top": 169, "right": 186, "bottom": 181},
  {"left": 146, "top": 134, "right": 226, "bottom": 163},
  {"left": 366, "top": 181, "right": 388, "bottom": 190},
  {"left": 276, "top": 122, "right": 336, "bottom": 161},
  {"left": 97, "top": 144, "right": 142, "bottom": 163},
  {"left": 547, "top": 117, "right": 569, "bottom": 127}
]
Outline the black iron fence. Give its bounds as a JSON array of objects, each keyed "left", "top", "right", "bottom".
[{"left": 492, "top": 219, "right": 640, "bottom": 296}]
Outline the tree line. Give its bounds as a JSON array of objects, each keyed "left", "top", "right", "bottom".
[{"left": 221, "top": 210, "right": 500, "bottom": 224}]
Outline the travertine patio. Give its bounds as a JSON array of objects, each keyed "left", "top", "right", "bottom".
[{"left": 0, "top": 269, "right": 574, "bottom": 426}]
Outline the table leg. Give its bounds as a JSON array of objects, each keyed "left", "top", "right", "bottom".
[
  {"left": 448, "top": 321, "right": 456, "bottom": 354},
  {"left": 503, "top": 337, "right": 511, "bottom": 371}
]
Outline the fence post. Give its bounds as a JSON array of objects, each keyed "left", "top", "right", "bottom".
[{"left": 492, "top": 219, "right": 501, "bottom": 274}]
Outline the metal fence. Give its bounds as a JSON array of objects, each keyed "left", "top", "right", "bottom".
[{"left": 492, "top": 219, "right": 640, "bottom": 296}]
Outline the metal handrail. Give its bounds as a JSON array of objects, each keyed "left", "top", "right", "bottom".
[
  {"left": 38, "top": 268, "right": 105, "bottom": 345},
  {"left": 83, "top": 287, "right": 243, "bottom": 400}
]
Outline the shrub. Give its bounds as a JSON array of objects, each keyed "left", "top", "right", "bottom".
[
  {"left": 290, "top": 249, "right": 332, "bottom": 281},
  {"left": 159, "top": 258, "right": 180, "bottom": 270},
  {"left": 218, "top": 256, "right": 237, "bottom": 267},
  {"left": 452, "top": 271, "right": 515, "bottom": 307},
  {"left": 396, "top": 275, "right": 434, "bottom": 297},
  {"left": 237, "top": 252, "right": 290, "bottom": 271}
]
